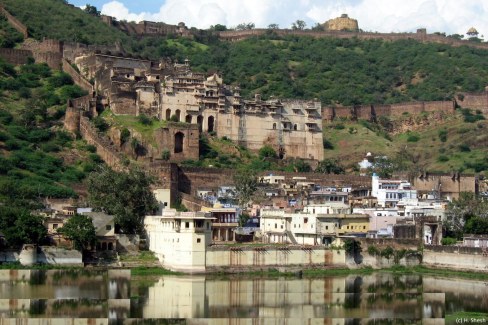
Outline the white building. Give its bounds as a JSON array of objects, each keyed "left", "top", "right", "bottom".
[
  {"left": 145, "top": 209, "right": 214, "bottom": 273},
  {"left": 371, "top": 174, "right": 417, "bottom": 207},
  {"left": 153, "top": 188, "right": 171, "bottom": 215}
]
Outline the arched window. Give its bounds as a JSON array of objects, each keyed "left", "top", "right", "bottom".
[
  {"left": 185, "top": 115, "right": 192, "bottom": 123},
  {"left": 175, "top": 109, "right": 181, "bottom": 122},
  {"left": 197, "top": 115, "right": 203, "bottom": 132},
  {"left": 165, "top": 109, "right": 171, "bottom": 121},
  {"left": 273, "top": 123, "right": 276, "bottom": 130},
  {"left": 208, "top": 116, "right": 215, "bottom": 132},
  {"left": 174, "top": 132, "right": 184, "bottom": 153},
  {"left": 294, "top": 124, "right": 298, "bottom": 131}
]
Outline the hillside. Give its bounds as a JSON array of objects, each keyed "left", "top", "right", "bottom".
[
  {"left": 323, "top": 109, "right": 488, "bottom": 175},
  {"left": 0, "top": 58, "right": 95, "bottom": 208},
  {"left": 1, "top": 1, "right": 488, "bottom": 176},
  {"left": 1, "top": 0, "right": 128, "bottom": 45}
]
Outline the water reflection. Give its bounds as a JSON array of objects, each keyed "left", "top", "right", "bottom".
[
  {"left": 132, "top": 273, "right": 445, "bottom": 320},
  {"left": 0, "top": 269, "right": 486, "bottom": 322}
]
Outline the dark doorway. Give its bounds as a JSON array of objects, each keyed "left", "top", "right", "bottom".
[
  {"left": 185, "top": 115, "right": 192, "bottom": 123},
  {"left": 175, "top": 109, "right": 181, "bottom": 122},
  {"left": 208, "top": 116, "right": 215, "bottom": 132},
  {"left": 174, "top": 132, "right": 184, "bottom": 153},
  {"left": 197, "top": 115, "right": 203, "bottom": 132},
  {"left": 166, "top": 109, "right": 171, "bottom": 120}
]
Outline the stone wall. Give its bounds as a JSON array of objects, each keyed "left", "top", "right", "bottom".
[
  {"left": 323, "top": 100, "right": 455, "bottom": 122},
  {"left": 79, "top": 116, "right": 124, "bottom": 169},
  {"left": 412, "top": 173, "right": 477, "bottom": 199},
  {"left": 62, "top": 59, "right": 93, "bottom": 93},
  {"left": 178, "top": 167, "right": 371, "bottom": 195},
  {"left": 32, "top": 51, "right": 62, "bottom": 70},
  {"left": 0, "top": 48, "right": 31, "bottom": 65},
  {"left": 0, "top": 5, "right": 28, "bottom": 38},
  {"left": 180, "top": 192, "right": 212, "bottom": 211},
  {"left": 206, "top": 246, "right": 345, "bottom": 272},
  {"left": 457, "top": 92, "right": 488, "bottom": 114},
  {"left": 423, "top": 245, "right": 488, "bottom": 272},
  {"left": 218, "top": 29, "right": 488, "bottom": 50}
]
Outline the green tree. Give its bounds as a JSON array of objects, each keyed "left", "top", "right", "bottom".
[
  {"left": 233, "top": 169, "right": 258, "bottom": 208},
  {"left": 258, "top": 145, "right": 277, "bottom": 159},
  {"left": 58, "top": 214, "right": 96, "bottom": 251},
  {"left": 444, "top": 192, "right": 488, "bottom": 239},
  {"left": 291, "top": 20, "right": 306, "bottom": 30},
  {"left": 86, "top": 166, "right": 158, "bottom": 234},
  {"left": 0, "top": 207, "right": 47, "bottom": 247},
  {"left": 315, "top": 159, "right": 345, "bottom": 174},
  {"left": 83, "top": 4, "right": 100, "bottom": 16}
]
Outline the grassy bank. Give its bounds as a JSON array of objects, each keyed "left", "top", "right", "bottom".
[{"left": 130, "top": 267, "right": 182, "bottom": 276}]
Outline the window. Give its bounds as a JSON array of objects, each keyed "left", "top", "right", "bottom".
[
  {"left": 363, "top": 226, "right": 366, "bottom": 230},
  {"left": 275, "top": 223, "right": 277, "bottom": 229},
  {"left": 197, "top": 238, "right": 201, "bottom": 243},
  {"left": 106, "top": 225, "right": 112, "bottom": 230},
  {"left": 185, "top": 222, "right": 190, "bottom": 228},
  {"left": 326, "top": 226, "right": 329, "bottom": 230},
  {"left": 304, "top": 218, "right": 308, "bottom": 223},
  {"left": 53, "top": 224, "right": 58, "bottom": 229},
  {"left": 281, "top": 225, "right": 283, "bottom": 229}
]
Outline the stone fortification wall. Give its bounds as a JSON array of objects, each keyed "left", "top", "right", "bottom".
[
  {"left": 457, "top": 92, "right": 488, "bottom": 115},
  {"left": 323, "top": 100, "right": 455, "bottom": 121},
  {"left": 0, "top": 5, "right": 28, "bottom": 38},
  {"left": 412, "top": 174, "right": 476, "bottom": 199},
  {"left": 206, "top": 246, "right": 345, "bottom": 272},
  {"left": 0, "top": 48, "right": 31, "bottom": 65},
  {"left": 180, "top": 192, "right": 212, "bottom": 211},
  {"left": 218, "top": 29, "right": 488, "bottom": 50},
  {"left": 62, "top": 59, "right": 93, "bottom": 93},
  {"left": 32, "top": 51, "right": 62, "bottom": 70},
  {"left": 423, "top": 245, "right": 488, "bottom": 272},
  {"left": 178, "top": 167, "right": 370, "bottom": 195},
  {"left": 79, "top": 116, "right": 123, "bottom": 169}
]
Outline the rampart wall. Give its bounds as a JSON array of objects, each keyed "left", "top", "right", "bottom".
[
  {"left": 0, "top": 48, "right": 31, "bottom": 65},
  {"left": 457, "top": 92, "right": 488, "bottom": 115},
  {"left": 79, "top": 116, "right": 123, "bottom": 170},
  {"left": 32, "top": 51, "right": 62, "bottom": 70},
  {"left": 0, "top": 5, "right": 28, "bottom": 38},
  {"left": 62, "top": 59, "right": 93, "bottom": 93},
  {"left": 178, "top": 167, "right": 371, "bottom": 195},
  {"left": 180, "top": 192, "right": 212, "bottom": 211},
  {"left": 218, "top": 29, "right": 488, "bottom": 50},
  {"left": 323, "top": 100, "right": 456, "bottom": 122}
]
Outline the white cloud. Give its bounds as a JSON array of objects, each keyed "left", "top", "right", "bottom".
[{"left": 100, "top": 0, "right": 488, "bottom": 38}]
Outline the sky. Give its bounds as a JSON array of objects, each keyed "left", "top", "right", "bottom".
[{"left": 69, "top": 0, "right": 488, "bottom": 38}]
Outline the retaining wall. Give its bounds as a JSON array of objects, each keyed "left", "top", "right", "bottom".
[
  {"left": 180, "top": 192, "right": 212, "bottom": 211},
  {"left": 206, "top": 246, "right": 345, "bottom": 272},
  {"left": 423, "top": 246, "right": 488, "bottom": 272}
]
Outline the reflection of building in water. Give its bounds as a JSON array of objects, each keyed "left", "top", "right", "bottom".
[
  {"left": 141, "top": 274, "right": 445, "bottom": 320},
  {"left": 142, "top": 276, "right": 347, "bottom": 319},
  {"left": 143, "top": 276, "right": 207, "bottom": 319}
]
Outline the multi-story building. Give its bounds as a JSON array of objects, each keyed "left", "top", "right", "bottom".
[
  {"left": 75, "top": 54, "right": 324, "bottom": 161},
  {"left": 144, "top": 209, "right": 214, "bottom": 272},
  {"left": 371, "top": 174, "right": 418, "bottom": 207}
]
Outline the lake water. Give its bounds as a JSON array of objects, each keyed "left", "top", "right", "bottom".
[{"left": 0, "top": 269, "right": 487, "bottom": 324}]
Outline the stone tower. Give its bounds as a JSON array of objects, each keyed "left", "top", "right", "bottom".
[{"left": 323, "top": 14, "right": 359, "bottom": 32}]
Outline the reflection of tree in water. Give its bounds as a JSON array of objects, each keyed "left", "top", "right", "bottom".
[
  {"left": 29, "top": 299, "right": 47, "bottom": 315},
  {"left": 344, "top": 276, "right": 363, "bottom": 308},
  {"left": 28, "top": 270, "right": 47, "bottom": 285}
]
